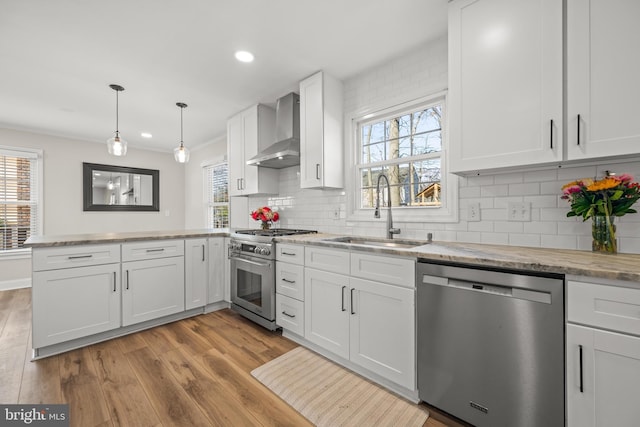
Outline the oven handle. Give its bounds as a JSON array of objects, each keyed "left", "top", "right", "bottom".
[{"left": 229, "top": 255, "right": 272, "bottom": 268}]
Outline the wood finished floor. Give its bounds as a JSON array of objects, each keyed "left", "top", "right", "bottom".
[{"left": 0, "top": 288, "right": 466, "bottom": 427}]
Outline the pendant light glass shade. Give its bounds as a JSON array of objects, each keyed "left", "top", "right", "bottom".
[
  {"left": 107, "top": 84, "right": 127, "bottom": 156},
  {"left": 174, "top": 102, "right": 190, "bottom": 163}
]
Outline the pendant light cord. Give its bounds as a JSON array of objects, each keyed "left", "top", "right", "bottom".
[
  {"left": 180, "top": 105, "right": 184, "bottom": 144},
  {"left": 115, "top": 89, "right": 119, "bottom": 133}
]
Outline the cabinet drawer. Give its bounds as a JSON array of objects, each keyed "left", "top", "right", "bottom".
[
  {"left": 122, "top": 239, "right": 184, "bottom": 262},
  {"left": 350, "top": 252, "right": 415, "bottom": 288},
  {"left": 568, "top": 281, "right": 640, "bottom": 335},
  {"left": 276, "top": 262, "right": 304, "bottom": 300},
  {"left": 32, "top": 244, "right": 121, "bottom": 271},
  {"left": 276, "top": 293, "right": 304, "bottom": 336},
  {"left": 276, "top": 244, "right": 304, "bottom": 265},
  {"left": 305, "top": 246, "right": 349, "bottom": 275}
]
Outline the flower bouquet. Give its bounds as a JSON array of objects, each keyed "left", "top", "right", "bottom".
[
  {"left": 561, "top": 173, "right": 640, "bottom": 253},
  {"left": 251, "top": 206, "right": 279, "bottom": 230}
]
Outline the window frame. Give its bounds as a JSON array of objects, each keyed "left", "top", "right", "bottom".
[
  {"left": 0, "top": 145, "right": 43, "bottom": 259},
  {"left": 346, "top": 91, "right": 458, "bottom": 223},
  {"left": 202, "top": 159, "right": 229, "bottom": 229}
]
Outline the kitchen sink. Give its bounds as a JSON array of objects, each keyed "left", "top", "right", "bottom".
[{"left": 323, "top": 236, "right": 429, "bottom": 249}]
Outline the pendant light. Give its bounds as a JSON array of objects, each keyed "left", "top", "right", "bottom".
[
  {"left": 174, "top": 102, "right": 190, "bottom": 163},
  {"left": 106, "top": 84, "right": 128, "bottom": 156}
]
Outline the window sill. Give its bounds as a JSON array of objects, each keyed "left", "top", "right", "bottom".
[{"left": 0, "top": 248, "right": 32, "bottom": 260}]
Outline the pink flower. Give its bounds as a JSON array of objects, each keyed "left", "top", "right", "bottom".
[
  {"left": 562, "top": 185, "right": 581, "bottom": 196},
  {"left": 618, "top": 173, "right": 634, "bottom": 183}
]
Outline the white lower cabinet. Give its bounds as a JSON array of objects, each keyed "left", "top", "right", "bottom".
[
  {"left": 349, "top": 277, "right": 415, "bottom": 389},
  {"left": 185, "top": 238, "right": 207, "bottom": 309},
  {"left": 304, "top": 254, "right": 416, "bottom": 390},
  {"left": 32, "top": 263, "right": 121, "bottom": 348},
  {"left": 208, "top": 237, "right": 225, "bottom": 304},
  {"left": 122, "top": 257, "right": 185, "bottom": 326},
  {"left": 304, "top": 268, "right": 350, "bottom": 359},
  {"left": 567, "top": 325, "right": 640, "bottom": 427},
  {"left": 567, "top": 280, "right": 640, "bottom": 427}
]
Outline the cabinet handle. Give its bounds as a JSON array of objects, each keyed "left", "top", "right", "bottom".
[
  {"left": 68, "top": 254, "right": 93, "bottom": 260},
  {"left": 281, "top": 278, "right": 296, "bottom": 284},
  {"left": 579, "top": 344, "right": 584, "bottom": 393},
  {"left": 577, "top": 114, "right": 581, "bottom": 146},
  {"left": 341, "top": 286, "right": 346, "bottom": 312},
  {"left": 550, "top": 119, "right": 554, "bottom": 149},
  {"left": 113, "top": 272, "right": 116, "bottom": 292},
  {"left": 202, "top": 244, "right": 206, "bottom": 262},
  {"left": 236, "top": 178, "right": 240, "bottom": 190},
  {"left": 126, "top": 270, "right": 129, "bottom": 290},
  {"left": 240, "top": 178, "right": 244, "bottom": 190},
  {"left": 281, "top": 252, "right": 296, "bottom": 256},
  {"left": 146, "top": 248, "right": 165, "bottom": 253},
  {"left": 350, "top": 288, "right": 355, "bottom": 315},
  {"left": 316, "top": 164, "right": 320, "bottom": 180},
  {"left": 282, "top": 311, "right": 296, "bottom": 318}
]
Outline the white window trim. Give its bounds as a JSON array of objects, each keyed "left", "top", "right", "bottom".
[
  {"left": 202, "top": 157, "right": 229, "bottom": 230},
  {"left": 345, "top": 91, "right": 458, "bottom": 223},
  {"left": 0, "top": 145, "right": 43, "bottom": 259}
]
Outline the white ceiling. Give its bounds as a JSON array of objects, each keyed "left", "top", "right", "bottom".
[{"left": 0, "top": 0, "right": 447, "bottom": 153}]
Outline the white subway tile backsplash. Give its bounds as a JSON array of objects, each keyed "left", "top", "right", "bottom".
[
  {"left": 481, "top": 232, "right": 509, "bottom": 245},
  {"left": 524, "top": 169, "right": 558, "bottom": 182},
  {"left": 509, "top": 234, "right": 541, "bottom": 247},
  {"left": 481, "top": 184, "right": 509, "bottom": 197},
  {"left": 494, "top": 172, "right": 524, "bottom": 185},
  {"left": 508, "top": 183, "right": 540, "bottom": 196},
  {"left": 523, "top": 195, "right": 558, "bottom": 208},
  {"left": 541, "top": 234, "right": 577, "bottom": 250}
]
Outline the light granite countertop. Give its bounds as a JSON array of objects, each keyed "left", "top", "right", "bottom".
[
  {"left": 24, "top": 229, "right": 640, "bottom": 283},
  {"left": 276, "top": 233, "right": 640, "bottom": 283},
  {"left": 23, "top": 229, "right": 229, "bottom": 247}
]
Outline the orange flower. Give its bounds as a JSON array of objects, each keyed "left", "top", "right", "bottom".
[{"left": 586, "top": 177, "right": 619, "bottom": 192}]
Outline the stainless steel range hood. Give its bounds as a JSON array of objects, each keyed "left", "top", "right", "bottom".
[{"left": 246, "top": 92, "right": 300, "bottom": 168}]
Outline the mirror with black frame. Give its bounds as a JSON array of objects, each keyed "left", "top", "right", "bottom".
[{"left": 83, "top": 162, "right": 159, "bottom": 211}]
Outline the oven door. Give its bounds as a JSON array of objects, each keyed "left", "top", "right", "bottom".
[{"left": 230, "top": 254, "right": 275, "bottom": 321}]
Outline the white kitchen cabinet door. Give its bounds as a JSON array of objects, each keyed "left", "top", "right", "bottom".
[
  {"left": 567, "top": 0, "right": 640, "bottom": 160},
  {"left": 122, "top": 257, "right": 185, "bottom": 326},
  {"left": 567, "top": 324, "right": 640, "bottom": 427},
  {"left": 32, "top": 264, "right": 120, "bottom": 348},
  {"left": 299, "top": 71, "right": 344, "bottom": 189},
  {"left": 223, "top": 237, "right": 231, "bottom": 302},
  {"left": 304, "top": 268, "right": 350, "bottom": 359},
  {"left": 448, "top": 0, "right": 562, "bottom": 173},
  {"left": 185, "top": 238, "right": 207, "bottom": 309},
  {"left": 349, "top": 277, "right": 415, "bottom": 390},
  {"left": 207, "top": 237, "right": 225, "bottom": 304},
  {"left": 227, "top": 104, "right": 278, "bottom": 196}
]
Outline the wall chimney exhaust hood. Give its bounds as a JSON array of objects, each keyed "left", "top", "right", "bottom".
[{"left": 247, "top": 92, "right": 300, "bottom": 168}]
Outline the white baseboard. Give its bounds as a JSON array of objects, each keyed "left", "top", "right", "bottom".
[{"left": 0, "top": 278, "right": 31, "bottom": 291}]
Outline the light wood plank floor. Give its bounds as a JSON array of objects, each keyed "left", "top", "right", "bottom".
[{"left": 0, "top": 288, "right": 467, "bottom": 427}]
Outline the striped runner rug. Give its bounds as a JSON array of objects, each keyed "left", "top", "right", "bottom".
[{"left": 251, "top": 346, "right": 429, "bottom": 427}]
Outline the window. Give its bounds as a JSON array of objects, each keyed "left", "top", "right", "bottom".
[
  {"left": 204, "top": 162, "right": 229, "bottom": 229},
  {"left": 0, "top": 147, "right": 41, "bottom": 252},
  {"left": 358, "top": 97, "right": 444, "bottom": 209}
]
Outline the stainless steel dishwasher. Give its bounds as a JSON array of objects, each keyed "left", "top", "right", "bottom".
[{"left": 417, "top": 261, "right": 564, "bottom": 427}]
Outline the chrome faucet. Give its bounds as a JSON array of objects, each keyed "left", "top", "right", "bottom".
[{"left": 374, "top": 173, "right": 401, "bottom": 239}]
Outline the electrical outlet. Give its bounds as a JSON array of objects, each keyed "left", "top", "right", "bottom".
[
  {"left": 507, "top": 201, "right": 531, "bottom": 221},
  {"left": 333, "top": 207, "right": 340, "bottom": 220},
  {"left": 467, "top": 202, "right": 481, "bottom": 221}
]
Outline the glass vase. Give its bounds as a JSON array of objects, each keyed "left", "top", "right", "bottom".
[
  {"left": 592, "top": 215, "right": 617, "bottom": 254},
  {"left": 261, "top": 221, "right": 271, "bottom": 231}
]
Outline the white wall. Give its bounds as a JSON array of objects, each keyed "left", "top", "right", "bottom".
[
  {"left": 184, "top": 135, "right": 227, "bottom": 229},
  {"left": 0, "top": 127, "right": 186, "bottom": 283},
  {"left": 247, "top": 35, "right": 640, "bottom": 254}
]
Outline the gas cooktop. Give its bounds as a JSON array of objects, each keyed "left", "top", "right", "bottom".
[{"left": 233, "top": 228, "right": 317, "bottom": 237}]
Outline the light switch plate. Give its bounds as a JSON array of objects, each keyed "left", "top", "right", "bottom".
[{"left": 467, "top": 202, "right": 481, "bottom": 221}]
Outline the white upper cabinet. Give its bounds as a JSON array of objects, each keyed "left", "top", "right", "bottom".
[
  {"left": 299, "top": 71, "right": 344, "bottom": 189},
  {"left": 567, "top": 0, "right": 640, "bottom": 160},
  {"left": 449, "top": 0, "right": 563, "bottom": 173},
  {"left": 228, "top": 104, "right": 279, "bottom": 196}
]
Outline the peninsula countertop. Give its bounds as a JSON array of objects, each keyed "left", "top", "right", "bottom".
[{"left": 23, "top": 229, "right": 230, "bottom": 248}]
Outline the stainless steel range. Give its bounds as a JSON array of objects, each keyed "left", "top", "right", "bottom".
[{"left": 229, "top": 228, "right": 317, "bottom": 330}]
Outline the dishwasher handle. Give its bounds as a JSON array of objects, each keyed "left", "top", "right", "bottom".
[{"left": 421, "top": 274, "right": 551, "bottom": 304}]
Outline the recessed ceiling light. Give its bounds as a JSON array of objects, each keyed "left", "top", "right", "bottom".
[
  {"left": 141, "top": 132, "right": 152, "bottom": 138},
  {"left": 235, "top": 51, "right": 254, "bottom": 63}
]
